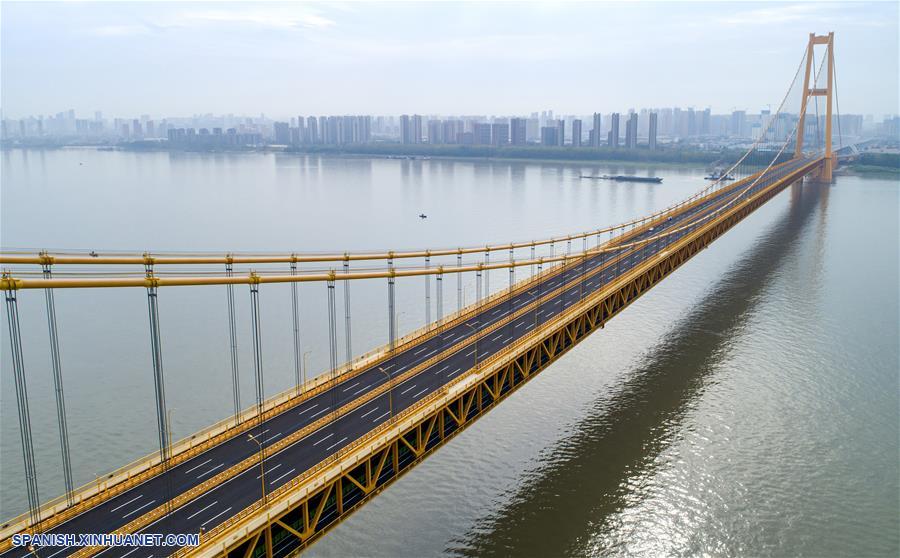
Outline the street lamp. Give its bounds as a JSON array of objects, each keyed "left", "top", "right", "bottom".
[
  {"left": 247, "top": 433, "right": 267, "bottom": 505},
  {"left": 302, "top": 350, "right": 312, "bottom": 390},
  {"left": 378, "top": 366, "right": 393, "bottom": 420}
]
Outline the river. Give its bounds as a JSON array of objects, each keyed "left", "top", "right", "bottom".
[{"left": 1, "top": 149, "right": 897, "bottom": 556}]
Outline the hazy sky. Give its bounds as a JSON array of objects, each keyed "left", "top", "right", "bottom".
[{"left": 1, "top": 1, "right": 897, "bottom": 118}]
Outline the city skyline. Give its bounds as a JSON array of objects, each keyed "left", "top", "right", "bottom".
[{"left": 1, "top": 2, "right": 897, "bottom": 118}]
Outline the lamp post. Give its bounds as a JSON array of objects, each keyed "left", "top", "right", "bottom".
[
  {"left": 247, "top": 433, "right": 267, "bottom": 505},
  {"left": 302, "top": 350, "right": 312, "bottom": 389},
  {"left": 378, "top": 366, "right": 393, "bottom": 420}
]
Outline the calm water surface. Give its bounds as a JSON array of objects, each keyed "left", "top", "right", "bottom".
[{"left": 1, "top": 149, "right": 897, "bottom": 556}]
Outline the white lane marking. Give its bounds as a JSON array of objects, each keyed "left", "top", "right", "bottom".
[
  {"left": 342, "top": 381, "right": 360, "bottom": 392},
  {"left": 109, "top": 494, "right": 143, "bottom": 513},
  {"left": 492, "top": 309, "right": 501, "bottom": 315},
  {"left": 420, "top": 349, "right": 438, "bottom": 359},
  {"left": 309, "top": 407, "right": 329, "bottom": 419},
  {"left": 118, "top": 548, "right": 140, "bottom": 558},
  {"left": 122, "top": 499, "right": 155, "bottom": 518},
  {"left": 196, "top": 463, "right": 224, "bottom": 479},
  {"left": 413, "top": 388, "right": 429, "bottom": 398},
  {"left": 313, "top": 432, "right": 334, "bottom": 446},
  {"left": 360, "top": 406, "right": 379, "bottom": 419},
  {"left": 537, "top": 310, "right": 545, "bottom": 315},
  {"left": 257, "top": 463, "right": 281, "bottom": 479},
  {"left": 515, "top": 322, "right": 525, "bottom": 328},
  {"left": 46, "top": 548, "right": 72, "bottom": 558},
  {"left": 186, "top": 500, "right": 218, "bottom": 520},
  {"left": 352, "top": 384, "right": 370, "bottom": 396},
  {"left": 492, "top": 334, "right": 503, "bottom": 341},
  {"left": 269, "top": 467, "right": 297, "bottom": 485},
  {"left": 400, "top": 384, "right": 417, "bottom": 395},
  {"left": 413, "top": 346, "right": 429, "bottom": 355},
  {"left": 201, "top": 507, "right": 232, "bottom": 527},
  {"left": 435, "top": 365, "right": 449, "bottom": 375},
  {"left": 325, "top": 437, "right": 348, "bottom": 452},
  {"left": 504, "top": 337, "right": 513, "bottom": 343},
  {"left": 553, "top": 300, "right": 560, "bottom": 305},
  {"left": 372, "top": 411, "right": 390, "bottom": 423},
  {"left": 466, "top": 349, "right": 476, "bottom": 356},
  {"left": 449, "top": 367, "right": 461, "bottom": 376},
  {"left": 183, "top": 458, "right": 213, "bottom": 474},
  {"left": 298, "top": 404, "right": 319, "bottom": 415},
  {"left": 263, "top": 432, "right": 282, "bottom": 444}
]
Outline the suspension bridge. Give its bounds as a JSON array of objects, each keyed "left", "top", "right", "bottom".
[{"left": 1, "top": 33, "right": 841, "bottom": 558}]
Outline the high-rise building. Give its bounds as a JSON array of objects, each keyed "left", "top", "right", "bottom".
[
  {"left": 274, "top": 121, "right": 291, "bottom": 144},
  {"left": 625, "top": 113, "right": 638, "bottom": 148},
  {"left": 648, "top": 112, "right": 658, "bottom": 150},
  {"left": 306, "top": 116, "right": 318, "bottom": 143},
  {"left": 427, "top": 120, "right": 442, "bottom": 144},
  {"left": 510, "top": 118, "right": 527, "bottom": 145},
  {"left": 442, "top": 120, "right": 462, "bottom": 144},
  {"left": 731, "top": 110, "right": 746, "bottom": 138},
  {"left": 400, "top": 114, "right": 411, "bottom": 144},
  {"left": 608, "top": 113, "right": 620, "bottom": 147},
  {"left": 491, "top": 122, "right": 509, "bottom": 146},
  {"left": 526, "top": 117, "right": 540, "bottom": 142},
  {"left": 318, "top": 116, "right": 327, "bottom": 143},
  {"left": 591, "top": 112, "right": 603, "bottom": 147},
  {"left": 473, "top": 122, "right": 491, "bottom": 145},
  {"left": 556, "top": 119, "right": 565, "bottom": 146},
  {"left": 540, "top": 126, "right": 558, "bottom": 146},
  {"left": 571, "top": 119, "right": 582, "bottom": 147},
  {"left": 412, "top": 115, "right": 423, "bottom": 144}
]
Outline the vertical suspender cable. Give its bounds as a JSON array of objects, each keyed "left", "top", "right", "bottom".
[
  {"left": 342, "top": 257, "right": 352, "bottom": 368},
  {"left": 387, "top": 258, "right": 396, "bottom": 350},
  {"left": 290, "top": 261, "right": 303, "bottom": 396},
  {"left": 475, "top": 268, "right": 481, "bottom": 304},
  {"left": 484, "top": 250, "right": 490, "bottom": 300},
  {"left": 326, "top": 278, "right": 338, "bottom": 427},
  {"left": 424, "top": 255, "right": 431, "bottom": 326},
  {"left": 146, "top": 265, "right": 174, "bottom": 518},
  {"left": 249, "top": 279, "right": 264, "bottom": 423},
  {"left": 5, "top": 285, "right": 41, "bottom": 526},
  {"left": 456, "top": 252, "right": 462, "bottom": 312},
  {"left": 436, "top": 270, "right": 443, "bottom": 324},
  {"left": 42, "top": 263, "right": 74, "bottom": 505},
  {"left": 225, "top": 262, "right": 241, "bottom": 424},
  {"left": 530, "top": 244, "right": 536, "bottom": 276}
]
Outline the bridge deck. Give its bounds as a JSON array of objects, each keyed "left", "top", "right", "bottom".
[{"left": 1, "top": 157, "right": 822, "bottom": 558}]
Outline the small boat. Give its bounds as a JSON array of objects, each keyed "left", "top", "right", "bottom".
[
  {"left": 581, "top": 175, "right": 661, "bottom": 183},
  {"left": 602, "top": 175, "right": 663, "bottom": 183},
  {"left": 419, "top": 213, "right": 427, "bottom": 219},
  {"left": 705, "top": 170, "right": 735, "bottom": 180}
]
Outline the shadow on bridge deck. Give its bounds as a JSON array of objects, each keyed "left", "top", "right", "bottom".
[{"left": 447, "top": 181, "right": 825, "bottom": 558}]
